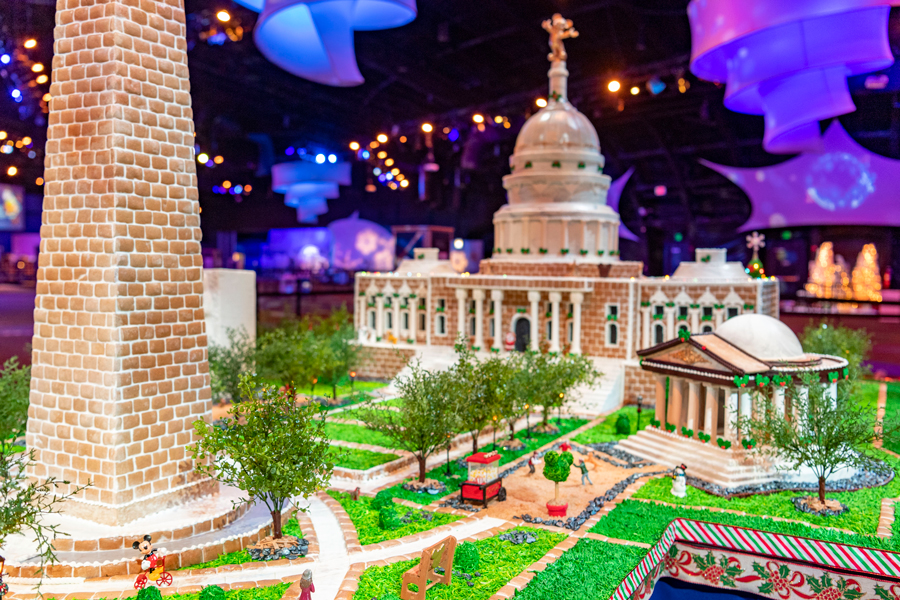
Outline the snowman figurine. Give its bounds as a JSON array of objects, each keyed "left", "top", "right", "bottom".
[{"left": 671, "top": 464, "right": 687, "bottom": 498}]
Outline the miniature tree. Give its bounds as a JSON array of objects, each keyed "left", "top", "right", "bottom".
[
  {"left": 486, "top": 352, "right": 534, "bottom": 440},
  {"left": 208, "top": 327, "right": 255, "bottom": 403},
  {"left": 254, "top": 322, "right": 317, "bottom": 395},
  {"left": 522, "top": 351, "right": 598, "bottom": 430},
  {"left": 451, "top": 340, "right": 503, "bottom": 452},
  {"left": 801, "top": 320, "right": 872, "bottom": 381},
  {"left": 312, "top": 306, "right": 364, "bottom": 400},
  {"left": 737, "top": 372, "right": 897, "bottom": 506},
  {"left": 0, "top": 444, "right": 90, "bottom": 573},
  {"left": 358, "top": 361, "right": 459, "bottom": 482},
  {"left": 191, "top": 374, "right": 334, "bottom": 538},
  {"left": 542, "top": 450, "right": 574, "bottom": 504},
  {"left": 0, "top": 357, "right": 30, "bottom": 443}
]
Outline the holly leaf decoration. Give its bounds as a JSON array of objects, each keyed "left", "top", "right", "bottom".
[
  {"left": 693, "top": 551, "right": 715, "bottom": 571},
  {"left": 874, "top": 585, "right": 896, "bottom": 600},
  {"left": 668, "top": 545, "right": 679, "bottom": 559},
  {"left": 808, "top": 573, "right": 833, "bottom": 596},
  {"left": 778, "top": 564, "right": 791, "bottom": 580},
  {"left": 752, "top": 562, "right": 769, "bottom": 579},
  {"left": 719, "top": 555, "right": 742, "bottom": 587},
  {"left": 837, "top": 578, "right": 863, "bottom": 600},
  {"left": 758, "top": 582, "right": 775, "bottom": 595}
]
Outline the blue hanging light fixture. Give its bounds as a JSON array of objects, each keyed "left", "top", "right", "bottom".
[{"left": 233, "top": 0, "right": 417, "bottom": 86}]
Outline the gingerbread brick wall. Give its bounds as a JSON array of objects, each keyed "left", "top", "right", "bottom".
[
  {"left": 624, "top": 363, "right": 658, "bottom": 406},
  {"left": 479, "top": 259, "right": 642, "bottom": 279},
  {"left": 355, "top": 345, "right": 415, "bottom": 379},
  {"left": 27, "top": 0, "right": 214, "bottom": 525}
]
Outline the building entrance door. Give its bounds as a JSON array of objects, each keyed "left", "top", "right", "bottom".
[{"left": 515, "top": 317, "right": 530, "bottom": 352}]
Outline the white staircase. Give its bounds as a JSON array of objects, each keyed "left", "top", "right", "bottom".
[
  {"left": 568, "top": 357, "right": 625, "bottom": 417},
  {"left": 616, "top": 428, "right": 782, "bottom": 489}
]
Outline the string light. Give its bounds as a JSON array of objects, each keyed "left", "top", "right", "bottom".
[
  {"left": 22, "top": 137, "right": 31, "bottom": 146},
  {"left": 369, "top": 141, "right": 379, "bottom": 149},
  {"left": 493, "top": 115, "right": 503, "bottom": 124},
  {"left": 7, "top": 167, "right": 17, "bottom": 176},
  {"left": 0, "top": 132, "right": 6, "bottom": 140},
  {"left": 31, "top": 63, "right": 44, "bottom": 73},
  {"left": 391, "top": 168, "right": 399, "bottom": 175},
  {"left": 472, "top": 114, "right": 484, "bottom": 123},
  {"left": 24, "top": 39, "right": 37, "bottom": 49},
  {"left": 377, "top": 151, "right": 387, "bottom": 159},
  {"left": 400, "top": 179, "right": 409, "bottom": 188},
  {"left": 315, "top": 153, "right": 326, "bottom": 164},
  {"left": 327, "top": 154, "right": 337, "bottom": 163},
  {"left": 222, "top": 180, "right": 231, "bottom": 188},
  {"left": 384, "top": 158, "right": 394, "bottom": 166},
  {"left": 535, "top": 98, "right": 547, "bottom": 108},
  {"left": 197, "top": 152, "right": 209, "bottom": 163},
  {"left": 36, "top": 75, "right": 48, "bottom": 84},
  {"left": 0, "top": 54, "right": 9, "bottom": 65},
  {"left": 36, "top": 177, "right": 43, "bottom": 185},
  {"left": 216, "top": 10, "right": 231, "bottom": 22},
  {"left": 213, "top": 155, "right": 224, "bottom": 164},
  {"left": 399, "top": 136, "right": 407, "bottom": 143},
  {"left": 421, "top": 123, "right": 433, "bottom": 133},
  {"left": 376, "top": 134, "right": 388, "bottom": 143},
  {"left": 630, "top": 86, "right": 640, "bottom": 95},
  {"left": 607, "top": 80, "right": 621, "bottom": 92},
  {"left": 349, "top": 141, "right": 360, "bottom": 150}
]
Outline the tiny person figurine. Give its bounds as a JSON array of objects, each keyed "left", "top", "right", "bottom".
[
  {"left": 542, "top": 13, "right": 579, "bottom": 62},
  {"left": 503, "top": 331, "right": 516, "bottom": 351},
  {"left": 299, "top": 568, "right": 315, "bottom": 600},
  {"left": 577, "top": 459, "right": 592, "bottom": 486},
  {"left": 528, "top": 452, "right": 537, "bottom": 475},
  {"left": 671, "top": 464, "right": 688, "bottom": 498}
]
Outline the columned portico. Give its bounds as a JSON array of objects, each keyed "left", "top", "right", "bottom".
[
  {"left": 570, "top": 292, "right": 584, "bottom": 354},
  {"left": 456, "top": 289, "right": 468, "bottom": 338},
  {"left": 491, "top": 290, "right": 504, "bottom": 352},
  {"left": 528, "top": 291, "right": 541, "bottom": 351},
  {"left": 549, "top": 292, "right": 562, "bottom": 353},
  {"left": 392, "top": 297, "right": 401, "bottom": 338},
  {"left": 724, "top": 389, "right": 739, "bottom": 441},
  {"left": 667, "top": 377, "right": 684, "bottom": 430},
  {"left": 376, "top": 295, "right": 386, "bottom": 338},
  {"left": 473, "top": 289, "right": 486, "bottom": 349},
  {"left": 686, "top": 381, "right": 701, "bottom": 435},
  {"left": 654, "top": 375, "right": 667, "bottom": 425},
  {"left": 704, "top": 386, "right": 720, "bottom": 438}
]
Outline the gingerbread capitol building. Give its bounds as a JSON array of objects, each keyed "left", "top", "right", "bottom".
[{"left": 349, "top": 32, "right": 844, "bottom": 487}]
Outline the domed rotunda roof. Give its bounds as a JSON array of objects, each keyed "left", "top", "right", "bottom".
[
  {"left": 716, "top": 314, "right": 806, "bottom": 361},
  {"left": 515, "top": 97, "right": 600, "bottom": 153}
]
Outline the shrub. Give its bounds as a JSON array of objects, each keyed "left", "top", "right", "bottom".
[
  {"left": 543, "top": 450, "right": 574, "bottom": 504},
  {"left": 379, "top": 594, "right": 402, "bottom": 600},
  {"left": 378, "top": 505, "right": 401, "bottom": 530},
  {"left": 614, "top": 414, "right": 631, "bottom": 435},
  {"left": 137, "top": 587, "right": 163, "bottom": 600},
  {"left": 453, "top": 541, "right": 479, "bottom": 572},
  {"left": 199, "top": 585, "right": 226, "bottom": 600},
  {"left": 372, "top": 489, "right": 394, "bottom": 510}
]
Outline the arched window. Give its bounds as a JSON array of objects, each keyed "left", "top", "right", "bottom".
[
  {"left": 402, "top": 312, "right": 409, "bottom": 330},
  {"left": 701, "top": 324, "right": 713, "bottom": 333},
  {"left": 727, "top": 306, "right": 740, "bottom": 320},
  {"left": 654, "top": 323, "right": 665, "bottom": 345},
  {"left": 607, "top": 323, "right": 618, "bottom": 346},
  {"left": 368, "top": 310, "right": 376, "bottom": 329},
  {"left": 677, "top": 324, "right": 689, "bottom": 336},
  {"left": 469, "top": 316, "right": 476, "bottom": 336},
  {"left": 386, "top": 312, "right": 393, "bottom": 329},
  {"left": 436, "top": 315, "right": 447, "bottom": 335}
]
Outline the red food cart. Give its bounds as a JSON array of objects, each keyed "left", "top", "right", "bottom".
[{"left": 459, "top": 451, "right": 507, "bottom": 506}]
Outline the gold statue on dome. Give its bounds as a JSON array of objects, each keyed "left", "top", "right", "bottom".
[{"left": 542, "top": 13, "right": 578, "bottom": 62}]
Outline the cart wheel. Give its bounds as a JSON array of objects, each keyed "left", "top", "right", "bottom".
[
  {"left": 157, "top": 571, "right": 173, "bottom": 587},
  {"left": 134, "top": 575, "right": 147, "bottom": 590},
  {"left": 498, "top": 487, "right": 507, "bottom": 502}
]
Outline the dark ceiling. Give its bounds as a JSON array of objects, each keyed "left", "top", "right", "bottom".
[{"left": 3, "top": 0, "right": 900, "bottom": 273}]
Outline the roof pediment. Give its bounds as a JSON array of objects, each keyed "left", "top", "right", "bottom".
[{"left": 642, "top": 341, "right": 739, "bottom": 375}]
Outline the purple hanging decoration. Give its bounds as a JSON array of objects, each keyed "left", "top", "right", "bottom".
[
  {"left": 688, "top": 0, "right": 899, "bottom": 154},
  {"left": 233, "top": 0, "right": 417, "bottom": 86},
  {"left": 272, "top": 160, "right": 351, "bottom": 223}
]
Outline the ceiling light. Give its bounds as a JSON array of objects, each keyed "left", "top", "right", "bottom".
[
  {"left": 216, "top": 10, "right": 231, "bottom": 22},
  {"left": 472, "top": 114, "right": 484, "bottom": 123},
  {"left": 24, "top": 39, "right": 37, "bottom": 49},
  {"left": 608, "top": 80, "right": 621, "bottom": 92},
  {"left": 376, "top": 134, "right": 388, "bottom": 143},
  {"left": 213, "top": 155, "right": 224, "bottom": 164},
  {"left": 7, "top": 166, "right": 17, "bottom": 176},
  {"left": 369, "top": 141, "right": 379, "bottom": 149},
  {"left": 328, "top": 154, "right": 337, "bottom": 163},
  {"left": 493, "top": 116, "right": 503, "bottom": 124},
  {"left": 197, "top": 153, "right": 209, "bottom": 163},
  {"left": 535, "top": 98, "right": 547, "bottom": 108},
  {"left": 377, "top": 151, "right": 387, "bottom": 159},
  {"left": 400, "top": 179, "right": 409, "bottom": 188},
  {"left": 384, "top": 158, "right": 394, "bottom": 166},
  {"left": 421, "top": 123, "right": 433, "bottom": 133},
  {"left": 315, "top": 153, "right": 326, "bottom": 164},
  {"left": 36, "top": 75, "right": 48, "bottom": 84},
  {"left": 630, "top": 86, "right": 640, "bottom": 95},
  {"left": 36, "top": 177, "right": 43, "bottom": 185},
  {"left": 31, "top": 63, "right": 44, "bottom": 73},
  {"left": 349, "top": 141, "right": 360, "bottom": 150}
]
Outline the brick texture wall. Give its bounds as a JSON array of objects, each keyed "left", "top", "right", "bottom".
[
  {"left": 624, "top": 363, "right": 658, "bottom": 407},
  {"left": 355, "top": 345, "right": 415, "bottom": 379},
  {"left": 480, "top": 259, "right": 642, "bottom": 278},
  {"left": 27, "top": 0, "right": 214, "bottom": 525}
]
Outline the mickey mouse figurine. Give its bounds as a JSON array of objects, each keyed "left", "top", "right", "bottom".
[
  {"left": 0, "top": 554, "right": 9, "bottom": 599},
  {"left": 132, "top": 535, "right": 173, "bottom": 589}
]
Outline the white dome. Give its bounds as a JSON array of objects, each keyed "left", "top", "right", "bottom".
[
  {"left": 716, "top": 314, "right": 806, "bottom": 361},
  {"left": 515, "top": 100, "right": 600, "bottom": 152}
]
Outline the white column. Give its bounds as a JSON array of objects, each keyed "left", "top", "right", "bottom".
[
  {"left": 570, "top": 292, "right": 584, "bottom": 354},
  {"left": 549, "top": 292, "right": 562, "bottom": 352},
  {"left": 409, "top": 298, "right": 417, "bottom": 342},
  {"left": 357, "top": 295, "right": 366, "bottom": 330},
  {"left": 686, "top": 382, "right": 701, "bottom": 435},
  {"left": 665, "top": 306, "right": 675, "bottom": 340},
  {"left": 654, "top": 376, "right": 667, "bottom": 425},
  {"left": 774, "top": 386, "right": 786, "bottom": 419},
  {"left": 667, "top": 377, "right": 684, "bottom": 430},
  {"left": 376, "top": 295, "right": 385, "bottom": 338},
  {"left": 704, "top": 386, "right": 719, "bottom": 438},
  {"left": 826, "top": 381, "right": 837, "bottom": 408},
  {"left": 724, "top": 389, "right": 739, "bottom": 441},
  {"left": 528, "top": 291, "right": 540, "bottom": 351},
  {"left": 473, "top": 289, "right": 485, "bottom": 349},
  {"left": 455, "top": 288, "right": 468, "bottom": 339},
  {"left": 690, "top": 308, "right": 699, "bottom": 333},
  {"left": 641, "top": 307, "right": 651, "bottom": 349},
  {"left": 714, "top": 307, "right": 724, "bottom": 328},
  {"left": 393, "top": 297, "right": 401, "bottom": 337},
  {"left": 740, "top": 389, "right": 752, "bottom": 427},
  {"left": 491, "top": 290, "right": 504, "bottom": 352}
]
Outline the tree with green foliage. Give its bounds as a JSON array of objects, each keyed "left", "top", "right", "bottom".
[
  {"left": 488, "top": 353, "right": 531, "bottom": 441},
  {"left": 358, "top": 361, "right": 460, "bottom": 482},
  {"left": 312, "top": 307, "right": 365, "bottom": 400},
  {"left": 0, "top": 444, "right": 90, "bottom": 575},
  {"left": 801, "top": 320, "right": 872, "bottom": 380},
  {"left": 255, "top": 322, "right": 319, "bottom": 396},
  {"left": 448, "top": 339, "right": 502, "bottom": 452},
  {"left": 199, "top": 585, "right": 226, "bottom": 600},
  {"left": 208, "top": 328, "right": 255, "bottom": 403},
  {"left": 520, "top": 351, "right": 598, "bottom": 430},
  {"left": 542, "top": 450, "right": 574, "bottom": 504},
  {"left": 0, "top": 357, "right": 30, "bottom": 443},
  {"left": 191, "top": 374, "right": 334, "bottom": 538},
  {"left": 737, "top": 372, "right": 898, "bottom": 506}
]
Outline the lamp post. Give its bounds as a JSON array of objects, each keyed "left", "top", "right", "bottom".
[
  {"left": 636, "top": 395, "right": 643, "bottom": 432},
  {"left": 311, "top": 377, "right": 318, "bottom": 396},
  {"left": 492, "top": 415, "right": 498, "bottom": 450},
  {"left": 445, "top": 432, "right": 453, "bottom": 476},
  {"left": 557, "top": 392, "right": 564, "bottom": 425},
  {"left": 350, "top": 370, "right": 356, "bottom": 392},
  {"left": 525, "top": 403, "right": 532, "bottom": 440}
]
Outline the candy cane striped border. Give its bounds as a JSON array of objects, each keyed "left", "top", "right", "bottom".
[{"left": 611, "top": 518, "right": 900, "bottom": 600}]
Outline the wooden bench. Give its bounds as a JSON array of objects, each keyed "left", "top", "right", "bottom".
[{"left": 400, "top": 535, "right": 457, "bottom": 600}]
